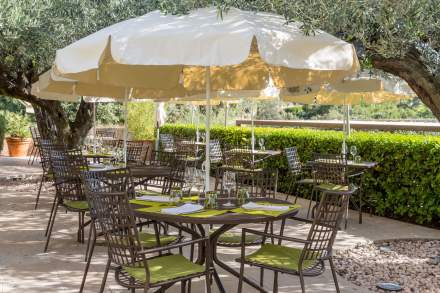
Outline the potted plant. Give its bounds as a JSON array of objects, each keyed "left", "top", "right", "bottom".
[{"left": 5, "top": 112, "right": 32, "bottom": 157}]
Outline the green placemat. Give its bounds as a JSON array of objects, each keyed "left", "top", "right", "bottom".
[
  {"left": 136, "top": 190, "right": 163, "bottom": 196},
  {"left": 181, "top": 196, "right": 200, "bottom": 202},
  {"left": 136, "top": 206, "right": 175, "bottom": 213},
  {"left": 231, "top": 203, "right": 301, "bottom": 217},
  {"left": 181, "top": 209, "right": 228, "bottom": 218}
]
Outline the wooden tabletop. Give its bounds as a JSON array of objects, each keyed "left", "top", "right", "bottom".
[
  {"left": 132, "top": 197, "right": 299, "bottom": 225},
  {"left": 226, "top": 148, "right": 282, "bottom": 156},
  {"left": 129, "top": 165, "right": 172, "bottom": 178}
]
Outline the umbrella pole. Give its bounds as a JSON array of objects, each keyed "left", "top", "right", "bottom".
[
  {"left": 155, "top": 103, "right": 160, "bottom": 152},
  {"left": 224, "top": 102, "right": 228, "bottom": 126},
  {"left": 196, "top": 106, "right": 200, "bottom": 142},
  {"left": 204, "top": 67, "right": 211, "bottom": 192},
  {"left": 251, "top": 100, "right": 255, "bottom": 152},
  {"left": 123, "top": 88, "right": 130, "bottom": 166},
  {"left": 93, "top": 101, "right": 96, "bottom": 153}
]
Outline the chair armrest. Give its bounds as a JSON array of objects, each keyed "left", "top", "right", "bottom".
[
  {"left": 289, "top": 215, "right": 313, "bottom": 224},
  {"left": 242, "top": 228, "right": 311, "bottom": 245},
  {"left": 137, "top": 237, "right": 208, "bottom": 255}
]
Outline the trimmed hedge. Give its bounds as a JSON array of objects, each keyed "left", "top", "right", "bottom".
[{"left": 161, "top": 124, "right": 440, "bottom": 226}]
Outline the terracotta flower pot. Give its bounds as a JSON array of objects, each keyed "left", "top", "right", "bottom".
[{"left": 6, "top": 137, "right": 32, "bottom": 157}]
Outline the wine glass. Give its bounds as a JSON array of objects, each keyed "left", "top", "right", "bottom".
[
  {"left": 223, "top": 171, "right": 236, "bottom": 207},
  {"left": 194, "top": 169, "right": 205, "bottom": 199},
  {"left": 350, "top": 145, "right": 358, "bottom": 161},
  {"left": 184, "top": 167, "right": 196, "bottom": 195},
  {"left": 258, "top": 138, "right": 265, "bottom": 151}
]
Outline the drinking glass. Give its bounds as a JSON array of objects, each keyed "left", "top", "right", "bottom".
[
  {"left": 170, "top": 187, "right": 183, "bottom": 204},
  {"left": 194, "top": 169, "right": 205, "bottom": 198},
  {"left": 184, "top": 167, "right": 196, "bottom": 195},
  {"left": 204, "top": 191, "right": 218, "bottom": 209},
  {"left": 258, "top": 138, "right": 265, "bottom": 151},
  {"left": 350, "top": 145, "right": 358, "bottom": 161},
  {"left": 223, "top": 171, "right": 236, "bottom": 207}
]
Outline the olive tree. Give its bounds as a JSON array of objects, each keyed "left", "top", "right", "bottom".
[{"left": 1, "top": 0, "right": 438, "bottom": 146}]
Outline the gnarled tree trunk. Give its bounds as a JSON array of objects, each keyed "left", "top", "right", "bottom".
[{"left": 371, "top": 46, "right": 440, "bottom": 120}]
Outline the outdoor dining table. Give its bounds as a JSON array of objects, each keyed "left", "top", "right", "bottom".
[
  {"left": 131, "top": 197, "right": 300, "bottom": 292},
  {"left": 83, "top": 152, "right": 114, "bottom": 163}
]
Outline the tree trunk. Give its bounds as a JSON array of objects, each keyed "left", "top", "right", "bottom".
[
  {"left": 371, "top": 46, "right": 440, "bottom": 121},
  {"left": 33, "top": 99, "right": 94, "bottom": 147}
]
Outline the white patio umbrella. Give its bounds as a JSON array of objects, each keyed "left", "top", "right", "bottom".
[
  {"left": 52, "top": 7, "right": 359, "bottom": 191},
  {"left": 280, "top": 78, "right": 412, "bottom": 153}
]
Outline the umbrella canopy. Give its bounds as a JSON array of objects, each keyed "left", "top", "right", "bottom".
[
  {"left": 280, "top": 78, "right": 411, "bottom": 105},
  {"left": 52, "top": 7, "right": 360, "bottom": 191},
  {"left": 53, "top": 7, "right": 359, "bottom": 91}
]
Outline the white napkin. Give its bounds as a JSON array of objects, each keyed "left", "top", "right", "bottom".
[
  {"left": 136, "top": 195, "right": 174, "bottom": 203},
  {"left": 89, "top": 163, "right": 106, "bottom": 169},
  {"left": 161, "top": 203, "right": 204, "bottom": 215},
  {"left": 242, "top": 202, "right": 289, "bottom": 211}
]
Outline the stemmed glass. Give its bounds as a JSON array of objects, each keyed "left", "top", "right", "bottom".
[
  {"left": 194, "top": 169, "right": 205, "bottom": 202},
  {"left": 258, "top": 138, "right": 265, "bottom": 151},
  {"left": 350, "top": 145, "right": 357, "bottom": 161},
  {"left": 184, "top": 167, "right": 196, "bottom": 196},
  {"left": 223, "top": 171, "right": 236, "bottom": 207}
]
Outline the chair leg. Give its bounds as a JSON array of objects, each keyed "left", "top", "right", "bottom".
[
  {"left": 100, "top": 258, "right": 111, "bottom": 293},
  {"left": 238, "top": 262, "right": 245, "bottom": 293},
  {"left": 79, "top": 230, "right": 96, "bottom": 293},
  {"left": 273, "top": 271, "right": 279, "bottom": 293},
  {"left": 181, "top": 280, "right": 187, "bottom": 293},
  {"left": 205, "top": 272, "right": 211, "bottom": 293},
  {"left": 44, "top": 203, "right": 58, "bottom": 252},
  {"left": 35, "top": 176, "right": 44, "bottom": 210},
  {"left": 259, "top": 268, "right": 264, "bottom": 287},
  {"left": 344, "top": 200, "right": 349, "bottom": 229},
  {"left": 85, "top": 223, "right": 95, "bottom": 261},
  {"left": 299, "top": 271, "right": 306, "bottom": 293},
  {"left": 45, "top": 196, "right": 57, "bottom": 236},
  {"left": 329, "top": 258, "right": 341, "bottom": 293}
]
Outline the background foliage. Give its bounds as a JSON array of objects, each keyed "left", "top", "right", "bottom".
[
  {"left": 161, "top": 124, "right": 440, "bottom": 226},
  {"left": 127, "top": 102, "right": 156, "bottom": 140}
]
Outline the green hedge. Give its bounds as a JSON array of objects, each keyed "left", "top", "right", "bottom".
[{"left": 160, "top": 124, "right": 440, "bottom": 226}]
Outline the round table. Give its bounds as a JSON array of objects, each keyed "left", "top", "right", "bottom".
[{"left": 132, "top": 198, "right": 299, "bottom": 292}]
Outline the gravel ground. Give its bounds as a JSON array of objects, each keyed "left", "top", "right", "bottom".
[{"left": 334, "top": 239, "right": 440, "bottom": 293}]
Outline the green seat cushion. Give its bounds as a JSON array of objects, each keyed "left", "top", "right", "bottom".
[
  {"left": 217, "top": 231, "right": 261, "bottom": 245},
  {"left": 63, "top": 200, "right": 89, "bottom": 210},
  {"left": 316, "top": 183, "right": 349, "bottom": 191},
  {"left": 244, "top": 244, "right": 317, "bottom": 271},
  {"left": 138, "top": 232, "right": 178, "bottom": 248},
  {"left": 123, "top": 254, "right": 205, "bottom": 284}
]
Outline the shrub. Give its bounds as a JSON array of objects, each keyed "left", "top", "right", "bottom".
[
  {"left": 4, "top": 111, "right": 31, "bottom": 138},
  {"left": 161, "top": 124, "right": 440, "bottom": 226},
  {"left": 128, "top": 102, "right": 156, "bottom": 140}
]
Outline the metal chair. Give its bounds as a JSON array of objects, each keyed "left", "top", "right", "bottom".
[
  {"left": 159, "top": 133, "right": 175, "bottom": 152},
  {"left": 85, "top": 188, "right": 211, "bottom": 293},
  {"left": 44, "top": 147, "right": 91, "bottom": 252},
  {"left": 35, "top": 139, "right": 64, "bottom": 210},
  {"left": 216, "top": 169, "right": 279, "bottom": 247},
  {"left": 310, "top": 153, "right": 358, "bottom": 228},
  {"left": 284, "top": 147, "right": 314, "bottom": 203},
  {"left": 237, "top": 191, "right": 350, "bottom": 293},
  {"left": 28, "top": 126, "right": 40, "bottom": 165},
  {"left": 80, "top": 168, "right": 181, "bottom": 293}
]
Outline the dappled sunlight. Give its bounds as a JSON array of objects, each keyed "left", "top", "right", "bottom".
[{"left": 1, "top": 179, "right": 438, "bottom": 292}]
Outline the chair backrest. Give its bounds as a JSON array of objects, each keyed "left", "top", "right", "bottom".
[
  {"left": 234, "top": 168, "right": 278, "bottom": 198},
  {"left": 84, "top": 189, "right": 149, "bottom": 280},
  {"left": 38, "top": 139, "right": 65, "bottom": 173},
  {"left": 209, "top": 139, "right": 223, "bottom": 164},
  {"left": 223, "top": 143, "right": 254, "bottom": 169},
  {"left": 30, "top": 126, "right": 40, "bottom": 142},
  {"left": 175, "top": 138, "right": 201, "bottom": 162},
  {"left": 311, "top": 153, "right": 348, "bottom": 185},
  {"left": 300, "top": 192, "right": 349, "bottom": 267},
  {"left": 96, "top": 128, "right": 117, "bottom": 139},
  {"left": 82, "top": 168, "right": 130, "bottom": 225},
  {"left": 126, "top": 141, "right": 147, "bottom": 164},
  {"left": 49, "top": 147, "right": 88, "bottom": 202},
  {"left": 159, "top": 133, "right": 175, "bottom": 151},
  {"left": 285, "top": 147, "right": 302, "bottom": 175}
]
